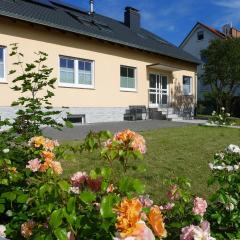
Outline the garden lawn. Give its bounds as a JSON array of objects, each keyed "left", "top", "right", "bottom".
[{"left": 60, "top": 125, "right": 240, "bottom": 203}]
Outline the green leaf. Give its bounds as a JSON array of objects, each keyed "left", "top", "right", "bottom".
[
  {"left": 100, "top": 194, "right": 119, "bottom": 218},
  {"left": 1, "top": 192, "right": 16, "bottom": 201},
  {"left": 58, "top": 180, "right": 70, "bottom": 192},
  {"left": 49, "top": 209, "right": 63, "bottom": 229},
  {"left": 101, "top": 167, "right": 111, "bottom": 179},
  {"left": 0, "top": 204, "right": 5, "bottom": 213},
  {"left": 67, "top": 197, "right": 76, "bottom": 214},
  {"left": 54, "top": 228, "right": 68, "bottom": 240},
  {"left": 17, "top": 194, "right": 28, "bottom": 203},
  {"left": 79, "top": 191, "right": 96, "bottom": 204},
  {"left": 132, "top": 179, "right": 145, "bottom": 194}
]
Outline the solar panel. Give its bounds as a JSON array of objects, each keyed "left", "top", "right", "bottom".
[
  {"left": 26, "top": 0, "right": 55, "bottom": 9},
  {"left": 50, "top": 0, "right": 85, "bottom": 13}
]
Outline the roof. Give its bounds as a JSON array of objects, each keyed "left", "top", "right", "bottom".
[
  {"left": 179, "top": 22, "right": 226, "bottom": 48},
  {"left": 0, "top": 0, "right": 200, "bottom": 64}
]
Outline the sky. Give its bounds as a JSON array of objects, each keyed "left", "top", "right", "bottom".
[{"left": 64, "top": 0, "right": 240, "bottom": 46}]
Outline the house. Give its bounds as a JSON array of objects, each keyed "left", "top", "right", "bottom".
[
  {"left": 0, "top": 0, "right": 199, "bottom": 123},
  {"left": 180, "top": 22, "right": 240, "bottom": 100}
]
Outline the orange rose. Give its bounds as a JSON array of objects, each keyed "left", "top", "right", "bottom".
[
  {"left": 148, "top": 206, "right": 167, "bottom": 238},
  {"left": 30, "top": 136, "right": 46, "bottom": 148},
  {"left": 115, "top": 198, "right": 142, "bottom": 238},
  {"left": 41, "top": 151, "right": 55, "bottom": 161},
  {"left": 51, "top": 161, "right": 63, "bottom": 175},
  {"left": 43, "top": 139, "right": 55, "bottom": 151}
]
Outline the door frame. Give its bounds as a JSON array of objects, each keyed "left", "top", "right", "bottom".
[{"left": 148, "top": 72, "right": 169, "bottom": 108}]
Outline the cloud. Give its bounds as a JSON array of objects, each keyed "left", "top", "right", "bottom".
[
  {"left": 211, "top": 0, "right": 240, "bottom": 27},
  {"left": 213, "top": 0, "right": 240, "bottom": 9}
]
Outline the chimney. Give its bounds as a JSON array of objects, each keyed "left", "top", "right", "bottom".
[
  {"left": 124, "top": 7, "right": 140, "bottom": 31},
  {"left": 222, "top": 24, "right": 231, "bottom": 37},
  {"left": 89, "top": 0, "right": 94, "bottom": 14}
]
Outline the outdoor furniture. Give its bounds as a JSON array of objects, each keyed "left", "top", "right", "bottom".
[
  {"left": 67, "top": 114, "right": 86, "bottom": 124},
  {"left": 124, "top": 105, "right": 147, "bottom": 121}
]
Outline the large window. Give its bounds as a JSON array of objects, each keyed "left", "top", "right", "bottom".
[
  {"left": 120, "top": 66, "right": 136, "bottom": 91},
  {"left": 183, "top": 76, "right": 192, "bottom": 95},
  {"left": 59, "top": 56, "right": 94, "bottom": 88},
  {"left": 0, "top": 47, "right": 5, "bottom": 81}
]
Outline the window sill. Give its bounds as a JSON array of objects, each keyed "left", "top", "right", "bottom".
[
  {"left": 120, "top": 88, "right": 137, "bottom": 92},
  {"left": 0, "top": 79, "right": 7, "bottom": 84},
  {"left": 58, "top": 83, "right": 95, "bottom": 90}
]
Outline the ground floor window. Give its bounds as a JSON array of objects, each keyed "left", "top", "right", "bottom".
[
  {"left": 120, "top": 65, "right": 136, "bottom": 91},
  {"left": 59, "top": 56, "right": 94, "bottom": 88},
  {"left": 183, "top": 76, "right": 192, "bottom": 95},
  {"left": 0, "top": 47, "right": 5, "bottom": 81}
]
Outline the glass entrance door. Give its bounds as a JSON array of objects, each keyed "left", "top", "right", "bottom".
[{"left": 149, "top": 73, "right": 168, "bottom": 107}]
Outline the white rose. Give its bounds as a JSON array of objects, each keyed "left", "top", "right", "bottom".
[
  {"left": 234, "top": 165, "right": 239, "bottom": 170},
  {"left": 227, "top": 144, "right": 240, "bottom": 154},
  {"left": 226, "top": 166, "right": 234, "bottom": 172},
  {"left": 208, "top": 163, "right": 214, "bottom": 170},
  {"left": 225, "top": 203, "right": 234, "bottom": 211},
  {"left": 227, "top": 113, "right": 230, "bottom": 117},
  {"left": 0, "top": 225, "right": 6, "bottom": 237},
  {"left": 2, "top": 148, "right": 9, "bottom": 153},
  {"left": 215, "top": 165, "right": 224, "bottom": 170},
  {"left": 221, "top": 107, "right": 225, "bottom": 111}
]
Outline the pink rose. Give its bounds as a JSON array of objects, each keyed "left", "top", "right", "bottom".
[
  {"left": 167, "top": 184, "right": 180, "bottom": 201},
  {"left": 70, "top": 171, "right": 87, "bottom": 187},
  {"left": 160, "top": 202, "right": 175, "bottom": 211},
  {"left": 139, "top": 195, "right": 153, "bottom": 207},
  {"left": 26, "top": 158, "right": 41, "bottom": 172},
  {"left": 192, "top": 197, "right": 207, "bottom": 216},
  {"left": 180, "top": 225, "right": 195, "bottom": 240}
]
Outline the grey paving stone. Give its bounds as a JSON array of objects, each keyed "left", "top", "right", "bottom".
[{"left": 43, "top": 120, "right": 194, "bottom": 141}]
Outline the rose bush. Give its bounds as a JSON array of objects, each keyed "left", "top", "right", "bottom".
[
  {"left": 208, "top": 107, "right": 233, "bottom": 126},
  {"left": 207, "top": 144, "right": 240, "bottom": 240}
]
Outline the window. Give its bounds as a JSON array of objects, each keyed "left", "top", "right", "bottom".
[
  {"left": 59, "top": 56, "right": 94, "bottom": 88},
  {"left": 60, "top": 58, "right": 74, "bottom": 84},
  {"left": 0, "top": 47, "right": 5, "bottom": 81},
  {"left": 183, "top": 76, "right": 192, "bottom": 95},
  {"left": 120, "top": 66, "right": 136, "bottom": 91},
  {"left": 78, "top": 60, "right": 92, "bottom": 85},
  {"left": 197, "top": 31, "right": 204, "bottom": 40}
]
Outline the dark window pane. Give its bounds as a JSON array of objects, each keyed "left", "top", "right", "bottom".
[
  {"left": 183, "top": 76, "right": 190, "bottom": 85},
  {"left": 120, "top": 66, "right": 127, "bottom": 77},
  {"left": 67, "top": 59, "right": 74, "bottom": 68},
  {"left": 162, "top": 76, "right": 167, "bottom": 89},
  {"left": 197, "top": 31, "right": 204, "bottom": 40},
  {"left": 60, "top": 58, "right": 66, "bottom": 68},
  {"left": 78, "top": 61, "right": 85, "bottom": 70},
  {"left": 0, "top": 48, "right": 3, "bottom": 61},
  {"left": 85, "top": 62, "right": 92, "bottom": 71},
  {"left": 128, "top": 68, "right": 134, "bottom": 78},
  {"left": 149, "top": 74, "right": 156, "bottom": 88}
]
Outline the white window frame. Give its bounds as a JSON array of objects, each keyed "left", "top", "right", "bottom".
[
  {"left": 120, "top": 65, "right": 137, "bottom": 92},
  {"left": 183, "top": 75, "right": 192, "bottom": 95},
  {"left": 58, "top": 56, "right": 95, "bottom": 89},
  {"left": 0, "top": 46, "right": 7, "bottom": 83}
]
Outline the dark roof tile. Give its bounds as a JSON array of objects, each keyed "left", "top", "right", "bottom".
[{"left": 0, "top": 0, "right": 200, "bottom": 64}]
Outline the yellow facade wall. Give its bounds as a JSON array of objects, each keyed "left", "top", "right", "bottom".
[{"left": 0, "top": 17, "right": 197, "bottom": 108}]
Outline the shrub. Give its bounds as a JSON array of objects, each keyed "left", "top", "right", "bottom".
[
  {"left": 208, "top": 107, "right": 233, "bottom": 126},
  {"left": 207, "top": 144, "right": 240, "bottom": 240}
]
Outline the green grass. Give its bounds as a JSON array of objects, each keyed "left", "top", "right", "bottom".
[{"left": 60, "top": 126, "right": 240, "bottom": 202}]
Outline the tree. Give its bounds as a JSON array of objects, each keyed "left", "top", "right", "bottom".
[
  {"left": 7, "top": 43, "right": 66, "bottom": 139},
  {"left": 201, "top": 38, "right": 240, "bottom": 113}
]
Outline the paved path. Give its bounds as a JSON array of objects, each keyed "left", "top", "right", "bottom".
[{"left": 43, "top": 120, "right": 194, "bottom": 141}]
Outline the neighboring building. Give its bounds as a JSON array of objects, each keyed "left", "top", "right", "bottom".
[
  {"left": 0, "top": 0, "right": 199, "bottom": 123},
  {"left": 180, "top": 22, "right": 240, "bottom": 100}
]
